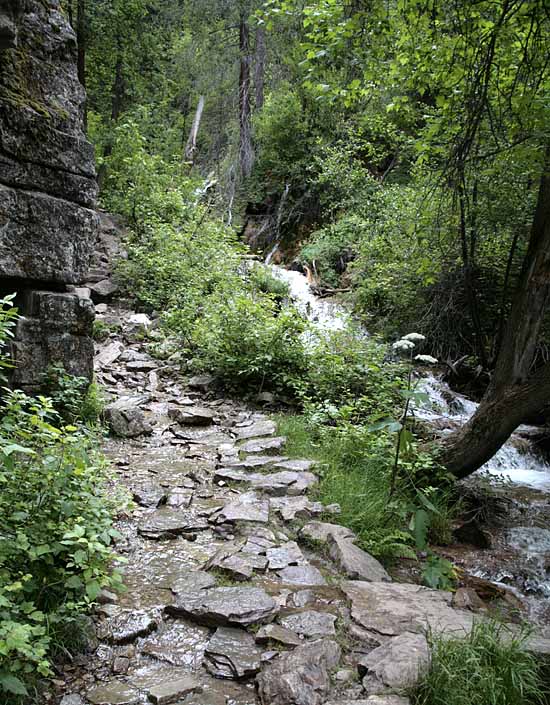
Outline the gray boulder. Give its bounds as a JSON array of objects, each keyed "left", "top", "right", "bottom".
[
  {"left": 359, "top": 632, "right": 431, "bottom": 694},
  {"left": 104, "top": 398, "right": 152, "bottom": 438},
  {"left": 257, "top": 638, "right": 341, "bottom": 705},
  {"left": 328, "top": 534, "right": 391, "bottom": 582},
  {"left": 204, "top": 626, "right": 262, "bottom": 679},
  {"left": 166, "top": 586, "right": 279, "bottom": 626}
]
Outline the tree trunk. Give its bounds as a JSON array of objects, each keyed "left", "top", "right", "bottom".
[
  {"left": 97, "top": 44, "right": 125, "bottom": 191},
  {"left": 254, "top": 25, "right": 265, "bottom": 110},
  {"left": 184, "top": 95, "right": 205, "bottom": 164},
  {"left": 239, "top": 14, "right": 253, "bottom": 179},
  {"left": 440, "top": 146, "right": 550, "bottom": 478}
]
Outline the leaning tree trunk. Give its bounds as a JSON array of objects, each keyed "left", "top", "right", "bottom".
[
  {"left": 440, "top": 145, "right": 550, "bottom": 478},
  {"left": 184, "top": 95, "right": 205, "bottom": 164}
]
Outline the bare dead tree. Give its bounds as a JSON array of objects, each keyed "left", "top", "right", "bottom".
[
  {"left": 184, "top": 95, "right": 205, "bottom": 164},
  {"left": 254, "top": 24, "right": 265, "bottom": 110}
]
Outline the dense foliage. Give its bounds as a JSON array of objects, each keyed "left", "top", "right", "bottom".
[{"left": 0, "top": 300, "right": 121, "bottom": 702}]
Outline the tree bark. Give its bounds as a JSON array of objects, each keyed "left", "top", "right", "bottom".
[
  {"left": 97, "top": 42, "right": 125, "bottom": 191},
  {"left": 239, "top": 14, "right": 253, "bottom": 179},
  {"left": 184, "top": 95, "right": 205, "bottom": 164},
  {"left": 440, "top": 145, "right": 550, "bottom": 478},
  {"left": 254, "top": 25, "right": 265, "bottom": 110}
]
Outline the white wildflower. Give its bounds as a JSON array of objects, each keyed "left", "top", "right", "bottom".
[
  {"left": 402, "top": 332, "right": 426, "bottom": 342},
  {"left": 392, "top": 339, "right": 416, "bottom": 352},
  {"left": 415, "top": 354, "right": 438, "bottom": 364}
]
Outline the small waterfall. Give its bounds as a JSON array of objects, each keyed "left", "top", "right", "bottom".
[
  {"left": 265, "top": 183, "right": 291, "bottom": 266},
  {"left": 272, "top": 266, "right": 550, "bottom": 491},
  {"left": 415, "top": 375, "right": 550, "bottom": 490}
]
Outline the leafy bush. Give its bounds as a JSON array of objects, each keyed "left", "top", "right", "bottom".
[
  {"left": 0, "top": 302, "right": 120, "bottom": 701},
  {"left": 0, "top": 391, "right": 122, "bottom": 701},
  {"left": 248, "top": 264, "right": 291, "bottom": 301},
  {"left": 413, "top": 622, "right": 548, "bottom": 705},
  {"left": 42, "top": 365, "right": 104, "bottom": 425},
  {"left": 191, "top": 294, "right": 308, "bottom": 394}
]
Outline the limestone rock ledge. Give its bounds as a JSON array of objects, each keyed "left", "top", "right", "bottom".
[{"left": 0, "top": 0, "right": 98, "bottom": 389}]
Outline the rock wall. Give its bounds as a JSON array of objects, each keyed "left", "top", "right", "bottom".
[{"left": 0, "top": 0, "right": 98, "bottom": 390}]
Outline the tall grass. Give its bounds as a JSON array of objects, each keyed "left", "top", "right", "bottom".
[
  {"left": 275, "top": 414, "right": 416, "bottom": 559},
  {"left": 413, "top": 622, "right": 549, "bottom": 705}
]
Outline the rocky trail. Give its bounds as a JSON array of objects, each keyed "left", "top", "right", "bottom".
[{"left": 54, "top": 293, "right": 550, "bottom": 705}]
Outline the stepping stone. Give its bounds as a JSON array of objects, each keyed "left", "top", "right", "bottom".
[
  {"left": 216, "top": 492, "right": 269, "bottom": 524},
  {"left": 299, "top": 521, "right": 356, "bottom": 545},
  {"left": 358, "top": 632, "right": 430, "bottom": 695},
  {"left": 214, "top": 467, "right": 248, "bottom": 483},
  {"left": 226, "top": 455, "right": 286, "bottom": 470},
  {"left": 328, "top": 534, "right": 391, "bottom": 582},
  {"left": 273, "top": 459, "right": 315, "bottom": 472},
  {"left": 205, "top": 542, "right": 267, "bottom": 581},
  {"left": 266, "top": 541, "right": 304, "bottom": 570},
  {"left": 166, "top": 586, "right": 279, "bottom": 626},
  {"left": 95, "top": 340, "right": 124, "bottom": 367},
  {"left": 257, "top": 638, "right": 341, "bottom": 705},
  {"left": 239, "top": 436, "right": 286, "bottom": 453},
  {"left": 270, "top": 496, "right": 339, "bottom": 522},
  {"left": 204, "top": 626, "right": 262, "bottom": 679},
  {"left": 325, "top": 700, "right": 409, "bottom": 705},
  {"left": 251, "top": 470, "right": 317, "bottom": 496},
  {"left": 342, "top": 581, "right": 475, "bottom": 638},
  {"left": 278, "top": 565, "right": 327, "bottom": 586},
  {"left": 165, "top": 488, "right": 194, "bottom": 508},
  {"left": 255, "top": 623, "right": 303, "bottom": 647},
  {"left": 137, "top": 509, "right": 209, "bottom": 540},
  {"left": 96, "top": 611, "right": 157, "bottom": 644},
  {"left": 131, "top": 484, "right": 167, "bottom": 508},
  {"left": 145, "top": 675, "right": 201, "bottom": 704},
  {"left": 280, "top": 610, "right": 337, "bottom": 637},
  {"left": 86, "top": 681, "right": 140, "bottom": 705},
  {"left": 235, "top": 420, "right": 276, "bottom": 440},
  {"left": 169, "top": 405, "right": 215, "bottom": 426},
  {"left": 243, "top": 535, "right": 277, "bottom": 555},
  {"left": 170, "top": 571, "right": 217, "bottom": 596},
  {"left": 126, "top": 360, "right": 158, "bottom": 371}
]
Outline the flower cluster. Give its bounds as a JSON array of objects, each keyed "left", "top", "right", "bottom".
[{"left": 392, "top": 333, "right": 437, "bottom": 365}]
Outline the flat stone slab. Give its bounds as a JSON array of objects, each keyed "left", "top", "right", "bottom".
[
  {"left": 96, "top": 611, "right": 157, "bottom": 644},
  {"left": 325, "top": 699, "right": 410, "bottom": 705},
  {"left": 138, "top": 509, "right": 209, "bottom": 540},
  {"left": 256, "top": 623, "right": 303, "bottom": 647},
  {"left": 226, "top": 455, "right": 287, "bottom": 470},
  {"left": 131, "top": 484, "right": 167, "bottom": 508},
  {"left": 235, "top": 419, "right": 277, "bottom": 440},
  {"left": 216, "top": 492, "right": 270, "bottom": 524},
  {"left": 85, "top": 682, "right": 140, "bottom": 705},
  {"left": 166, "top": 586, "right": 279, "bottom": 626},
  {"left": 299, "top": 521, "right": 356, "bottom": 545},
  {"left": 169, "top": 405, "right": 215, "bottom": 425},
  {"left": 273, "top": 459, "right": 315, "bottom": 472},
  {"left": 239, "top": 436, "right": 287, "bottom": 453},
  {"left": 342, "top": 581, "right": 475, "bottom": 638},
  {"left": 270, "top": 496, "right": 340, "bottom": 522},
  {"left": 204, "top": 542, "right": 268, "bottom": 580},
  {"left": 204, "top": 626, "right": 262, "bottom": 680},
  {"left": 266, "top": 541, "right": 304, "bottom": 570},
  {"left": 278, "top": 565, "right": 327, "bottom": 586},
  {"left": 257, "top": 638, "right": 341, "bottom": 705},
  {"left": 145, "top": 675, "right": 201, "bottom": 704},
  {"left": 359, "top": 632, "right": 431, "bottom": 694},
  {"left": 165, "top": 488, "right": 194, "bottom": 508},
  {"left": 328, "top": 534, "right": 391, "bottom": 582},
  {"left": 170, "top": 571, "right": 217, "bottom": 596},
  {"left": 279, "top": 610, "right": 336, "bottom": 638},
  {"left": 251, "top": 471, "right": 317, "bottom": 497}
]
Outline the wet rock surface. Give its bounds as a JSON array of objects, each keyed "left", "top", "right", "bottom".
[{"left": 52, "top": 302, "right": 550, "bottom": 704}]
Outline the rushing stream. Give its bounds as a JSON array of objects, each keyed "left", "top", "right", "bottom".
[{"left": 271, "top": 264, "right": 550, "bottom": 625}]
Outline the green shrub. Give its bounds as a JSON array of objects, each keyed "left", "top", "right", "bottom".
[
  {"left": 413, "top": 622, "right": 548, "bottom": 705},
  {"left": 248, "top": 264, "right": 291, "bottom": 301},
  {"left": 191, "top": 294, "right": 309, "bottom": 394},
  {"left": 0, "top": 391, "right": 122, "bottom": 701},
  {"left": 41, "top": 365, "right": 104, "bottom": 425}
]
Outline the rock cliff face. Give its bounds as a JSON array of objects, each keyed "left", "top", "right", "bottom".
[{"left": 0, "top": 0, "right": 98, "bottom": 390}]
